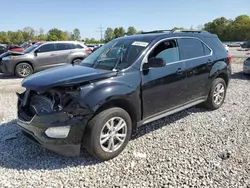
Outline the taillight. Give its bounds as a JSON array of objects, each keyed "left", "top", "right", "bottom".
[
  {"left": 227, "top": 56, "right": 232, "bottom": 64},
  {"left": 85, "top": 48, "right": 92, "bottom": 53}
]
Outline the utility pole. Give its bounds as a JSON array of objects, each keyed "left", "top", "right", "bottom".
[{"left": 97, "top": 24, "right": 105, "bottom": 41}]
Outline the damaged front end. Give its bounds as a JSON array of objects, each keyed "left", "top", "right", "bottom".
[{"left": 17, "top": 85, "right": 92, "bottom": 157}]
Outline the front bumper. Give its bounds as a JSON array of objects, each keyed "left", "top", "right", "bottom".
[
  {"left": 17, "top": 111, "right": 89, "bottom": 157},
  {"left": 0, "top": 61, "right": 12, "bottom": 74}
]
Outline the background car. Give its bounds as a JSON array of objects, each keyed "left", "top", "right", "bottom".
[
  {"left": 0, "top": 45, "right": 7, "bottom": 54},
  {"left": 223, "top": 43, "right": 229, "bottom": 52},
  {"left": 241, "top": 41, "right": 250, "bottom": 49},
  {"left": 243, "top": 56, "right": 250, "bottom": 74},
  {"left": 7, "top": 41, "right": 39, "bottom": 52},
  {"left": 0, "top": 41, "right": 91, "bottom": 78}
]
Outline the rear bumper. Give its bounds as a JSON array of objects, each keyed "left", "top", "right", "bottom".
[{"left": 17, "top": 111, "right": 89, "bottom": 157}]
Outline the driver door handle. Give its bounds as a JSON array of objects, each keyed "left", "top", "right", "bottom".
[{"left": 176, "top": 68, "right": 183, "bottom": 74}]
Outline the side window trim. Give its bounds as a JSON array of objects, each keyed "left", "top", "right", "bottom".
[{"left": 141, "top": 36, "right": 213, "bottom": 70}]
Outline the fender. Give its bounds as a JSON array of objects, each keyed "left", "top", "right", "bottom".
[
  {"left": 78, "top": 71, "right": 142, "bottom": 122},
  {"left": 209, "top": 60, "right": 228, "bottom": 78},
  {"left": 205, "top": 59, "right": 230, "bottom": 94}
]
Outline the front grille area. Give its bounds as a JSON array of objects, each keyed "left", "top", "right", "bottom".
[
  {"left": 18, "top": 90, "right": 54, "bottom": 121},
  {"left": 30, "top": 95, "right": 53, "bottom": 116}
]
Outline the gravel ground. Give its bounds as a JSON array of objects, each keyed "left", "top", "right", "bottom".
[{"left": 0, "top": 63, "right": 249, "bottom": 188}]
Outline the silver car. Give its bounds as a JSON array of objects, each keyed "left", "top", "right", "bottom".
[
  {"left": 243, "top": 56, "right": 250, "bottom": 74},
  {"left": 0, "top": 41, "right": 91, "bottom": 78}
]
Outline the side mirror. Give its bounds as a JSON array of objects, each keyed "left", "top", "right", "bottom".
[
  {"left": 34, "top": 49, "right": 40, "bottom": 56},
  {"left": 143, "top": 57, "right": 165, "bottom": 69}
]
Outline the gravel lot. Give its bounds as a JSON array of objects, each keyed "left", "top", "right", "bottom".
[{"left": 0, "top": 62, "right": 249, "bottom": 187}]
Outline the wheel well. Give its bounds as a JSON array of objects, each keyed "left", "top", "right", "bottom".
[
  {"left": 216, "top": 73, "right": 229, "bottom": 86},
  {"left": 15, "top": 61, "right": 34, "bottom": 72},
  {"left": 96, "top": 99, "right": 138, "bottom": 131},
  {"left": 72, "top": 57, "right": 84, "bottom": 63}
]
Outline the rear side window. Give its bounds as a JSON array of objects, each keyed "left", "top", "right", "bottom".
[
  {"left": 203, "top": 44, "right": 211, "bottom": 55},
  {"left": 178, "top": 38, "right": 208, "bottom": 60},
  {"left": 55, "top": 43, "right": 74, "bottom": 51},
  {"left": 38, "top": 44, "right": 55, "bottom": 53},
  {"left": 74, "top": 44, "right": 84, "bottom": 49}
]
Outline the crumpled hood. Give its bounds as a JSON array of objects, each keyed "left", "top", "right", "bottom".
[
  {"left": 22, "top": 64, "right": 117, "bottom": 92},
  {"left": 0, "top": 51, "right": 24, "bottom": 59}
]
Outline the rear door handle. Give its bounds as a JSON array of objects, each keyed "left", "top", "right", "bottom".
[{"left": 176, "top": 68, "right": 183, "bottom": 74}]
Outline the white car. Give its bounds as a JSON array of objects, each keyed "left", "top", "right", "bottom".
[{"left": 223, "top": 44, "right": 229, "bottom": 52}]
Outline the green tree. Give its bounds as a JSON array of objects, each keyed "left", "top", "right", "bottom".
[
  {"left": 104, "top": 27, "right": 114, "bottom": 42},
  {"left": 127, "top": 26, "right": 137, "bottom": 35},
  {"left": 0, "top": 31, "right": 11, "bottom": 44},
  {"left": 22, "top": 26, "right": 35, "bottom": 41},
  {"left": 71, "top": 28, "right": 81, "bottom": 41},
  {"left": 114, "top": 27, "right": 125, "bottom": 38},
  {"left": 172, "top": 27, "right": 185, "bottom": 30},
  {"left": 34, "top": 28, "right": 47, "bottom": 41},
  {"left": 47, "top": 34, "right": 58, "bottom": 41},
  {"left": 204, "top": 17, "right": 233, "bottom": 41},
  {"left": 7, "top": 30, "right": 24, "bottom": 44},
  {"left": 47, "top": 28, "right": 68, "bottom": 41}
]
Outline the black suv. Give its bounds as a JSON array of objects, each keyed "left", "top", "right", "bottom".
[{"left": 17, "top": 30, "right": 232, "bottom": 161}]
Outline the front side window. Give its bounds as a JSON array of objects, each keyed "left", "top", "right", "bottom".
[
  {"left": 178, "top": 38, "right": 208, "bottom": 60},
  {"left": 148, "top": 39, "right": 180, "bottom": 64},
  {"left": 37, "top": 44, "right": 55, "bottom": 53},
  {"left": 23, "top": 43, "right": 42, "bottom": 54},
  {"left": 80, "top": 38, "right": 150, "bottom": 70}
]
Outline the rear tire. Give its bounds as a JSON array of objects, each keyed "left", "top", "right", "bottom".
[
  {"left": 203, "top": 78, "right": 227, "bottom": 110},
  {"left": 15, "top": 62, "right": 33, "bottom": 78},
  {"left": 83, "top": 107, "right": 132, "bottom": 161}
]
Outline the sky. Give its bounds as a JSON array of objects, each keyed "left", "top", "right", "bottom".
[{"left": 0, "top": 0, "right": 249, "bottom": 39}]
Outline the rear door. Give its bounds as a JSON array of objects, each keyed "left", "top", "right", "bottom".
[
  {"left": 55, "top": 43, "right": 74, "bottom": 64},
  {"left": 177, "top": 37, "right": 213, "bottom": 102},
  {"left": 34, "top": 43, "right": 57, "bottom": 71}
]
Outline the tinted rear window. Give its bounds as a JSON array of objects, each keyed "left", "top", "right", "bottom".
[
  {"left": 55, "top": 43, "right": 74, "bottom": 51},
  {"left": 178, "top": 38, "right": 205, "bottom": 60}
]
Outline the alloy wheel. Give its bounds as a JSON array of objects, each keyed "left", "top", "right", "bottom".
[
  {"left": 100, "top": 117, "right": 127, "bottom": 153},
  {"left": 213, "top": 83, "right": 225, "bottom": 105}
]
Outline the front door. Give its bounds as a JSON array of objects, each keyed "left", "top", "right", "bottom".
[
  {"left": 141, "top": 39, "right": 187, "bottom": 119},
  {"left": 34, "top": 43, "right": 57, "bottom": 71}
]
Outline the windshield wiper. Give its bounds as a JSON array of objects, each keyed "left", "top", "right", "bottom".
[{"left": 112, "top": 50, "right": 124, "bottom": 71}]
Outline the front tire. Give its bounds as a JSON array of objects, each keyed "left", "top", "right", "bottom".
[
  {"left": 72, "top": 58, "right": 83, "bottom": 65},
  {"left": 83, "top": 107, "right": 132, "bottom": 161},
  {"left": 204, "top": 78, "right": 227, "bottom": 110},
  {"left": 15, "top": 62, "right": 33, "bottom": 78}
]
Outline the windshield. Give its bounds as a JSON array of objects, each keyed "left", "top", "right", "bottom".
[
  {"left": 23, "top": 43, "right": 42, "bottom": 54},
  {"left": 20, "top": 42, "right": 28, "bottom": 48},
  {"left": 80, "top": 38, "right": 150, "bottom": 70}
]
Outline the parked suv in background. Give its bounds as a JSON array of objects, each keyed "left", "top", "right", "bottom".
[
  {"left": 0, "top": 41, "right": 91, "bottom": 77},
  {"left": 17, "top": 30, "right": 231, "bottom": 161}
]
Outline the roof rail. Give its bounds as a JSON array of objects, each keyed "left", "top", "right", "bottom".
[
  {"left": 172, "top": 30, "right": 209, "bottom": 33},
  {"left": 139, "top": 29, "right": 209, "bottom": 35},
  {"left": 140, "top": 30, "right": 173, "bottom": 34}
]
